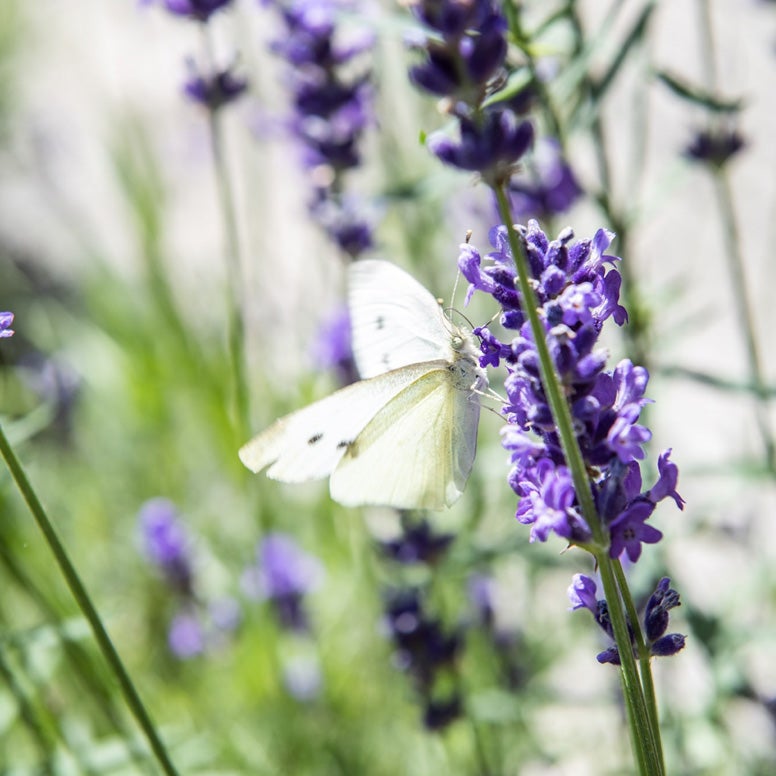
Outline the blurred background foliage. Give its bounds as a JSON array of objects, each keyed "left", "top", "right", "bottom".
[{"left": 0, "top": 1, "right": 775, "bottom": 774}]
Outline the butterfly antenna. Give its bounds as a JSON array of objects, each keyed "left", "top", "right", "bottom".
[{"left": 451, "top": 229, "right": 473, "bottom": 306}]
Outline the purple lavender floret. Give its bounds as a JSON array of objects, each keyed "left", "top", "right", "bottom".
[
  {"left": 461, "top": 221, "right": 682, "bottom": 562},
  {"left": 428, "top": 109, "right": 534, "bottom": 185},
  {"left": 407, "top": 0, "right": 508, "bottom": 105},
  {"left": 643, "top": 577, "right": 681, "bottom": 642},
  {"left": 570, "top": 575, "right": 685, "bottom": 664}
]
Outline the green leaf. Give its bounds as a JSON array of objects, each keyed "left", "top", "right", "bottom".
[{"left": 655, "top": 70, "right": 744, "bottom": 114}]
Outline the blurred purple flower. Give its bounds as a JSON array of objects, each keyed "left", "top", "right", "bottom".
[
  {"left": 407, "top": 0, "right": 533, "bottom": 184},
  {"left": 168, "top": 611, "right": 205, "bottom": 659},
  {"left": 138, "top": 498, "right": 194, "bottom": 596},
  {"left": 309, "top": 196, "right": 374, "bottom": 257},
  {"left": 685, "top": 126, "right": 745, "bottom": 168},
  {"left": 378, "top": 519, "right": 455, "bottom": 565},
  {"left": 158, "top": 0, "right": 234, "bottom": 21},
  {"left": 183, "top": 60, "right": 247, "bottom": 111},
  {"left": 383, "top": 588, "right": 462, "bottom": 730},
  {"left": 311, "top": 306, "right": 357, "bottom": 385},
  {"left": 468, "top": 573, "right": 495, "bottom": 626},
  {"left": 242, "top": 533, "right": 323, "bottom": 632},
  {"left": 407, "top": 0, "right": 508, "bottom": 105},
  {"left": 508, "top": 139, "right": 582, "bottom": 221},
  {"left": 19, "top": 354, "right": 80, "bottom": 439},
  {"left": 0, "top": 311, "right": 14, "bottom": 338}
]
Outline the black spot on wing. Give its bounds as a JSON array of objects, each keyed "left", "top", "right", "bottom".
[
  {"left": 375, "top": 315, "right": 385, "bottom": 330},
  {"left": 308, "top": 432, "right": 323, "bottom": 445},
  {"left": 337, "top": 439, "right": 356, "bottom": 456}
]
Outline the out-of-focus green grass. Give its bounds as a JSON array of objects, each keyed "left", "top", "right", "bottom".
[{"left": 0, "top": 75, "right": 554, "bottom": 776}]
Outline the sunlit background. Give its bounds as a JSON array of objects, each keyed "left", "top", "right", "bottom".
[{"left": 1, "top": 1, "right": 775, "bottom": 773}]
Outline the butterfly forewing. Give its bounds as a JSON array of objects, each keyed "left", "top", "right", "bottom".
[{"left": 348, "top": 259, "right": 456, "bottom": 379}]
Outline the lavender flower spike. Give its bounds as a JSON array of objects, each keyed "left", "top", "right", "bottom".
[
  {"left": 460, "top": 221, "right": 682, "bottom": 566},
  {"left": 267, "top": 0, "right": 375, "bottom": 257},
  {"left": 576, "top": 576, "right": 686, "bottom": 665}
]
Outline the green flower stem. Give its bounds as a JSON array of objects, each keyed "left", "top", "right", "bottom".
[
  {"left": 0, "top": 423, "right": 180, "bottom": 776},
  {"left": 201, "top": 23, "right": 250, "bottom": 439},
  {"left": 613, "top": 558, "right": 664, "bottom": 767},
  {"left": 493, "top": 185, "right": 664, "bottom": 775}
]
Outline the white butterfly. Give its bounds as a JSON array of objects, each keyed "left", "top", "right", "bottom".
[{"left": 239, "top": 259, "right": 488, "bottom": 510}]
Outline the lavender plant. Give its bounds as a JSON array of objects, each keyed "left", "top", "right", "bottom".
[
  {"left": 406, "top": 1, "right": 685, "bottom": 772},
  {"left": 148, "top": 0, "right": 251, "bottom": 436},
  {"left": 264, "top": 0, "right": 375, "bottom": 259}
]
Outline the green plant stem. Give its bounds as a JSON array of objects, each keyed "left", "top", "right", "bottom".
[
  {"left": 613, "top": 560, "right": 664, "bottom": 767},
  {"left": 0, "top": 424, "right": 180, "bottom": 776},
  {"left": 201, "top": 24, "right": 250, "bottom": 439},
  {"left": 694, "top": 0, "right": 776, "bottom": 476},
  {"left": 494, "top": 185, "right": 663, "bottom": 776},
  {"left": 714, "top": 173, "right": 776, "bottom": 474}
]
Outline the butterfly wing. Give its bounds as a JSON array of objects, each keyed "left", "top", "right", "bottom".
[
  {"left": 329, "top": 362, "right": 481, "bottom": 510},
  {"left": 348, "top": 260, "right": 456, "bottom": 378},
  {"left": 239, "top": 362, "right": 440, "bottom": 483}
]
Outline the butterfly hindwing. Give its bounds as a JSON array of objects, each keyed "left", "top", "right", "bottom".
[{"left": 330, "top": 363, "right": 479, "bottom": 509}]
